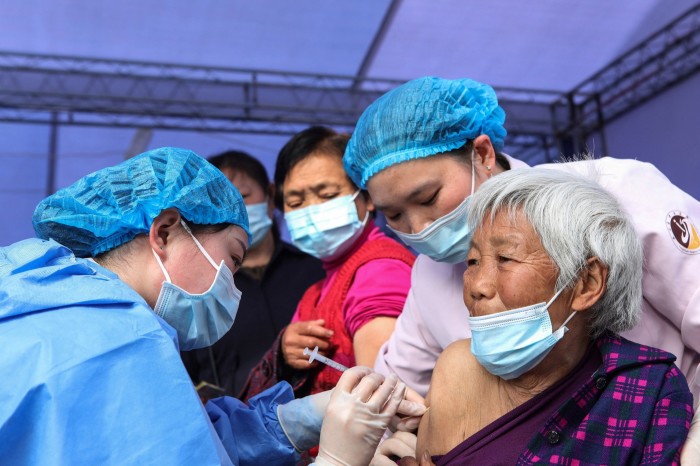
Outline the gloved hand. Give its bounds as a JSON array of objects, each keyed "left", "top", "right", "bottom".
[
  {"left": 314, "top": 366, "right": 407, "bottom": 466},
  {"left": 370, "top": 431, "right": 418, "bottom": 466},
  {"left": 389, "top": 386, "right": 426, "bottom": 432},
  {"left": 277, "top": 388, "right": 332, "bottom": 452},
  {"left": 681, "top": 399, "right": 700, "bottom": 465}
]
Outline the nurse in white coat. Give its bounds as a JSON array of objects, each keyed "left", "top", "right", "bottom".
[{"left": 343, "top": 77, "right": 700, "bottom": 463}]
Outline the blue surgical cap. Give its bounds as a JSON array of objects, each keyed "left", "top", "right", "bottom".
[
  {"left": 33, "top": 147, "right": 251, "bottom": 258},
  {"left": 344, "top": 77, "right": 507, "bottom": 188}
]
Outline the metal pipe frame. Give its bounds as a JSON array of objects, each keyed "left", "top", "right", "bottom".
[
  {"left": 0, "top": 2, "right": 698, "bottom": 164},
  {"left": 551, "top": 3, "right": 700, "bottom": 149}
]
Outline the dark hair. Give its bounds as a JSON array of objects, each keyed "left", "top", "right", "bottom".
[
  {"left": 208, "top": 150, "right": 270, "bottom": 193},
  {"left": 273, "top": 126, "right": 354, "bottom": 209},
  {"left": 182, "top": 220, "right": 231, "bottom": 235},
  {"left": 93, "top": 218, "right": 230, "bottom": 268}
]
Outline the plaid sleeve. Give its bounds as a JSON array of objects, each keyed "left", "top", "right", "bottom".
[{"left": 641, "top": 366, "right": 695, "bottom": 465}]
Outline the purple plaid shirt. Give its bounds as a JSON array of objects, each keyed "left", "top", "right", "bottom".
[{"left": 518, "top": 335, "right": 694, "bottom": 465}]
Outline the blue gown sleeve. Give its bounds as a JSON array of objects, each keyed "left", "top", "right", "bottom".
[{"left": 206, "top": 382, "right": 300, "bottom": 466}]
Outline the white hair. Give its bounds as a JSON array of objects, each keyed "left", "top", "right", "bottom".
[{"left": 467, "top": 167, "right": 642, "bottom": 337}]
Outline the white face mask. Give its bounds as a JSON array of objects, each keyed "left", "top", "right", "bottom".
[
  {"left": 245, "top": 201, "right": 273, "bottom": 248},
  {"left": 467, "top": 285, "right": 576, "bottom": 380},
  {"left": 152, "top": 221, "right": 242, "bottom": 351},
  {"left": 284, "top": 190, "right": 369, "bottom": 260},
  {"left": 389, "top": 150, "right": 476, "bottom": 263}
]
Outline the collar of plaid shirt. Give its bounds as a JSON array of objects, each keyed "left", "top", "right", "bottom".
[{"left": 517, "top": 334, "right": 693, "bottom": 465}]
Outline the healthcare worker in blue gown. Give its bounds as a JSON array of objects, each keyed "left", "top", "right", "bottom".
[{"left": 0, "top": 147, "right": 424, "bottom": 466}]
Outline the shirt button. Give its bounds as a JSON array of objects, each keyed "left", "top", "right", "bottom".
[
  {"left": 547, "top": 430, "right": 560, "bottom": 445},
  {"left": 595, "top": 377, "right": 607, "bottom": 389}
]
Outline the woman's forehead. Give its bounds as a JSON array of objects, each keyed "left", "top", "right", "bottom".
[
  {"left": 368, "top": 156, "right": 466, "bottom": 195},
  {"left": 475, "top": 209, "right": 537, "bottom": 244},
  {"left": 201, "top": 225, "right": 249, "bottom": 252},
  {"left": 285, "top": 154, "right": 354, "bottom": 192}
]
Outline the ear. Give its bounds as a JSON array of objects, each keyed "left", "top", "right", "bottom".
[
  {"left": 472, "top": 135, "right": 497, "bottom": 174},
  {"left": 570, "top": 257, "right": 608, "bottom": 312},
  {"left": 362, "top": 190, "right": 375, "bottom": 213},
  {"left": 149, "top": 208, "right": 182, "bottom": 260}
]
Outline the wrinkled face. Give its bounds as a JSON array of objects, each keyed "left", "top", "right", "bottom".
[
  {"left": 166, "top": 224, "right": 248, "bottom": 294},
  {"left": 282, "top": 152, "right": 372, "bottom": 217},
  {"left": 463, "top": 209, "right": 570, "bottom": 326},
  {"left": 366, "top": 154, "right": 472, "bottom": 234}
]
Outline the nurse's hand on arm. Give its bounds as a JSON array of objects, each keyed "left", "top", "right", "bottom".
[
  {"left": 388, "top": 386, "right": 425, "bottom": 432},
  {"left": 370, "top": 431, "right": 418, "bottom": 466},
  {"left": 282, "top": 319, "right": 334, "bottom": 369},
  {"left": 275, "top": 366, "right": 425, "bottom": 462},
  {"left": 314, "top": 367, "right": 407, "bottom": 466}
]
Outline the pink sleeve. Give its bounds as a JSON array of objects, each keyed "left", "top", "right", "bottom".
[{"left": 342, "top": 258, "right": 413, "bottom": 339}]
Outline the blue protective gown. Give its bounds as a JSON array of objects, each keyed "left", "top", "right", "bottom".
[{"left": 0, "top": 239, "right": 299, "bottom": 465}]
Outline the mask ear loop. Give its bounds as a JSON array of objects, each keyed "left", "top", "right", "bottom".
[
  {"left": 560, "top": 310, "right": 578, "bottom": 328},
  {"left": 352, "top": 189, "right": 371, "bottom": 227},
  {"left": 359, "top": 209, "right": 370, "bottom": 227},
  {"left": 545, "top": 284, "right": 568, "bottom": 308},
  {"left": 151, "top": 249, "right": 172, "bottom": 283},
  {"left": 180, "top": 220, "right": 221, "bottom": 270},
  {"left": 546, "top": 281, "right": 578, "bottom": 331}
]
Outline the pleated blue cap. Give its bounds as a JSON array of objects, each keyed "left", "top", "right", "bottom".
[
  {"left": 33, "top": 147, "right": 250, "bottom": 257},
  {"left": 344, "top": 77, "right": 507, "bottom": 188}
]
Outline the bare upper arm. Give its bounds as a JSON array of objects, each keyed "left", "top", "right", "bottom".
[
  {"left": 416, "top": 339, "right": 502, "bottom": 457},
  {"left": 352, "top": 317, "right": 397, "bottom": 367},
  {"left": 416, "top": 339, "right": 473, "bottom": 456}
]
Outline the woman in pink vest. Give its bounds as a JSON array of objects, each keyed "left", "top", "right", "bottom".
[{"left": 240, "top": 126, "right": 415, "bottom": 401}]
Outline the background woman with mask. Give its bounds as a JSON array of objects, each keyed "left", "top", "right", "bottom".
[
  {"left": 343, "top": 77, "right": 700, "bottom": 463},
  {"left": 241, "top": 126, "right": 415, "bottom": 400},
  {"left": 0, "top": 147, "right": 424, "bottom": 465},
  {"left": 182, "top": 150, "right": 324, "bottom": 397}
]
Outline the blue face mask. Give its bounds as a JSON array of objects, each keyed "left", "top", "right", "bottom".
[
  {"left": 246, "top": 201, "right": 273, "bottom": 248},
  {"left": 285, "top": 190, "right": 369, "bottom": 260},
  {"left": 389, "top": 150, "right": 477, "bottom": 263},
  {"left": 467, "top": 286, "right": 576, "bottom": 380},
  {"left": 152, "top": 221, "right": 242, "bottom": 351}
]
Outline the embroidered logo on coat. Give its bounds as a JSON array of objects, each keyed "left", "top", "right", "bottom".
[{"left": 666, "top": 211, "right": 700, "bottom": 254}]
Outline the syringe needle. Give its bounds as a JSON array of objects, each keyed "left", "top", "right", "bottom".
[{"left": 303, "top": 346, "right": 349, "bottom": 372}]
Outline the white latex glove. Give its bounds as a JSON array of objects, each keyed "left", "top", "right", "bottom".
[
  {"left": 277, "top": 389, "right": 332, "bottom": 451},
  {"left": 315, "top": 366, "right": 407, "bottom": 466},
  {"left": 370, "top": 431, "right": 418, "bottom": 466},
  {"left": 681, "top": 400, "right": 700, "bottom": 465},
  {"left": 389, "top": 386, "right": 426, "bottom": 432}
]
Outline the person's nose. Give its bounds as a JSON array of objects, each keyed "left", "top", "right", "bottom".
[
  {"left": 407, "top": 216, "right": 433, "bottom": 235},
  {"left": 464, "top": 262, "right": 495, "bottom": 303}
]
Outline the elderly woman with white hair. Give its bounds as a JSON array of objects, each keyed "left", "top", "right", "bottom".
[{"left": 410, "top": 168, "right": 693, "bottom": 465}]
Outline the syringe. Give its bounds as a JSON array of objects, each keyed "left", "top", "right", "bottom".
[{"left": 303, "top": 346, "right": 348, "bottom": 372}]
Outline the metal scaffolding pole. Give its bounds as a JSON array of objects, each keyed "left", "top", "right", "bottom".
[
  {"left": 6, "top": 9, "right": 695, "bottom": 164},
  {"left": 0, "top": 50, "right": 564, "bottom": 158},
  {"left": 551, "top": 3, "right": 700, "bottom": 149}
]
